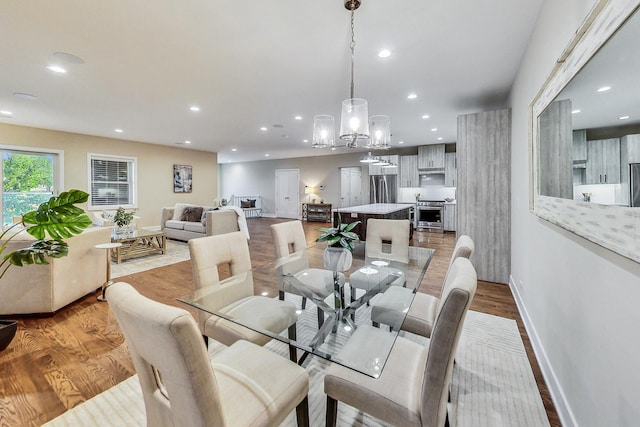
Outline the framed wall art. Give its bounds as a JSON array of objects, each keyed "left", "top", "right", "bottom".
[{"left": 173, "top": 164, "right": 192, "bottom": 193}]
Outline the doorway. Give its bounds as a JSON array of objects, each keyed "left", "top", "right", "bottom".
[
  {"left": 275, "top": 169, "right": 300, "bottom": 218},
  {"left": 339, "top": 167, "right": 362, "bottom": 208}
]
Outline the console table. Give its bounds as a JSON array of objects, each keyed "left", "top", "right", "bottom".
[{"left": 302, "top": 203, "right": 332, "bottom": 222}]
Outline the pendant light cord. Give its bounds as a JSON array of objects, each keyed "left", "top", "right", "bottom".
[{"left": 349, "top": 2, "right": 356, "bottom": 100}]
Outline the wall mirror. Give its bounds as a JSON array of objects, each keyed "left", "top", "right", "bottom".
[{"left": 531, "top": 0, "right": 640, "bottom": 263}]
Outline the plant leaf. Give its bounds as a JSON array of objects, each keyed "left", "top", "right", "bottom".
[
  {"left": 4, "top": 240, "right": 69, "bottom": 267},
  {"left": 21, "top": 189, "right": 91, "bottom": 240}
]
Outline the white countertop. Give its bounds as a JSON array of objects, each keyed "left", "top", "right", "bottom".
[{"left": 334, "top": 203, "right": 413, "bottom": 215}]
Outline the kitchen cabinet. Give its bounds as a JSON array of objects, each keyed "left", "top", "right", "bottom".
[
  {"left": 573, "top": 129, "right": 587, "bottom": 162},
  {"left": 303, "top": 203, "right": 332, "bottom": 222},
  {"left": 418, "top": 144, "right": 445, "bottom": 170},
  {"left": 368, "top": 155, "right": 398, "bottom": 176},
  {"left": 443, "top": 203, "right": 456, "bottom": 232},
  {"left": 586, "top": 138, "right": 620, "bottom": 184},
  {"left": 399, "top": 155, "right": 419, "bottom": 187},
  {"left": 444, "top": 152, "right": 457, "bottom": 187}
]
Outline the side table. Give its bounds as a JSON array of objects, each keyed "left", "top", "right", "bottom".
[{"left": 95, "top": 242, "right": 123, "bottom": 301}]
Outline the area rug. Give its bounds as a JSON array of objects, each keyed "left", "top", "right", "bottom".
[
  {"left": 110, "top": 239, "right": 190, "bottom": 278},
  {"left": 43, "top": 304, "right": 550, "bottom": 427}
]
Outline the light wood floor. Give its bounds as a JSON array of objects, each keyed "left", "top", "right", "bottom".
[{"left": 0, "top": 218, "right": 560, "bottom": 426}]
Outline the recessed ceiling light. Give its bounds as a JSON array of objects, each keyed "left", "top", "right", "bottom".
[
  {"left": 0, "top": 110, "right": 14, "bottom": 116},
  {"left": 398, "top": 141, "right": 404, "bottom": 144},
  {"left": 190, "top": 106, "right": 200, "bottom": 112},
  {"left": 260, "top": 127, "right": 268, "bottom": 131},
  {"left": 407, "top": 93, "right": 417, "bottom": 99},
  {"left": 597, "top": 86, "right": 611, "bottom": 92},
  {"left": 571, "top": 109, "right": 581, "bottom": 114},
  {"left": 265, "top": 154, "right": 270, "bottom": 157},
  {"left": 421, "top": 114, "right": 430, "bottom": 119},
  {"left": 53, "top": 52, "right": 84, "bottom": 64},
  {"left": 378, "top": 49, "right": 391, "bottom": 58},
  {"left": 437, "top": 137, "right": 443, "bottom": 140},
  {"left": 619, "top": 115, "right": 630, "bottom": 120},
  {"left": 231, "top": 148, "right": 237, "bottom": 152},
  {"left": 184, "top": 140, "right": 192, "bottom": 144},
  {"left": 114, "top": 128, "right": 123, "bottom": 133},
  {"left": 303, "top": 139, "right": 308, "bottom": 143},
  {"left": 47, "top": 65, "right": 67, "bottom": 73},
  {"left": 13, "top": 92, "right": 37, "bottom": 100},
  {"left": 431, "top": 128, "right": 438, "bottom": 132},
  {"left": 294, "top": 115, "right": 302, "bottom": 120}
]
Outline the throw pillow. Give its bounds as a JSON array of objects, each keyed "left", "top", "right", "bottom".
[
  {"left": 172, "top": 203, "right": 198, "bottom": 220},
  {"left": 248, "top": 199, "right": 256, "bottom": 208},
  {"left": 200, "top": 207, "right": 219, "bottom": 226},
  {"left": 180, "top": 206, "right": 204, "bottom": 222},
  {"left": 240, "top": 200, "right": 251, "bottom": 208}
]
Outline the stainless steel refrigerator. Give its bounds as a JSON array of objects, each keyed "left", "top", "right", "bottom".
[
  {"left": 631, "top": 163, "right": 640, "bottom": 207},
  {"left": 370, "top": 175, "right": 397, "bottom": 204}
]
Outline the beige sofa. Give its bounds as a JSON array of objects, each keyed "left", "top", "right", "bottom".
[
  {"left": 0, "top": 226, "right": 112, "bottom": 315},
  {"left": 160, "top": 204, "right": 248, "bottom": 242}
]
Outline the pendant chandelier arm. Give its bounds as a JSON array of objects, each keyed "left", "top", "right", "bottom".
[{"left": 350, "top": 4, "right": 356, "bottom": 100}]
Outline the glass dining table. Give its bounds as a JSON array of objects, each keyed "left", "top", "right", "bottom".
[{"left": 178, "top": 242, "right": 434, "bottom": 378}]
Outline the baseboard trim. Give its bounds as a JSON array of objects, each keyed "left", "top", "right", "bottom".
[{"left": 509, "top": 275, "right": 578, "bottom": 427}]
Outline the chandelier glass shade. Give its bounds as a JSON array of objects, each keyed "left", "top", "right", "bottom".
[
  {"left": 339, "top": 98, "right": 369, "bottom": 147},
  {"left": 368, "top": 115, "right": 390, "bottom": 149},
  {"left": 312, "top": 115, "right": 336, "bottom": 148}
]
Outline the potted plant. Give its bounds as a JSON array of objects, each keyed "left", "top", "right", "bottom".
[
  {"left": 316, "top": 213, "right": 361, "bottom": 271},
  {"left": 112, "top": 207, "right": 135, "bottom": 234},
  {"left": 0, "top": 189, "right": 92, "bottom": 351}
]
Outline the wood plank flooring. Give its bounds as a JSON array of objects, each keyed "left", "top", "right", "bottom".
[{"left": 0, "top": 218, "right": 560, "bottom": 426}]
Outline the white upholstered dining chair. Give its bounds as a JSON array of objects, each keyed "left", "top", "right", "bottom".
[
  {"left": 107, "top": 281, "right": 310, "bottom": 427},
  {"left": 270, "top": 220, "right": 345, "bottom": 327},
  {"left": 370, "top": 234, "right": 475, "bottom": 337},
  {"left": 189, "top": 231, "right": 298, "bottom": 353},
  {"left": 324, "top": 257, "right": 477, "bottom": 427},
  {"left": 348, "top": 218, "right": 410, "bottom": 302}
]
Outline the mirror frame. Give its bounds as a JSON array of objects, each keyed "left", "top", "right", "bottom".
[{"left": 530, "top": 0, "right": 640, "bottom": 263}]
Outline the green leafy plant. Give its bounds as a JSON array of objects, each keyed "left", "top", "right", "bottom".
[
  {"left": 0, "top": 189, "right": 92, "bottom": 279},
  {"left": 113, "top": 207, "right": 134, "bottom": 228},
  {"left": 315, "top": 213, "right": 361, "bottom": 252}
]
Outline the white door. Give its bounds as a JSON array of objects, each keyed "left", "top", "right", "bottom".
[
  {"left": 340, "top": 167, "right": 362, "bottom": 207},
  {"left": 275, "top": 169, "right": 300, "bottom": 218}
]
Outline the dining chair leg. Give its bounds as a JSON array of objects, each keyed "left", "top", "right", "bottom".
[
  {"left": 302, "top": 296, "right": 307, "bottom": 309},
  {"left": 279, "top": 290, "right": 285, "bottom": 300},
  {"left": 288, "top": 324, "right": 297, "bottom": 362},
  {"left": 202, "top": 335, "right": 208, "bottom": 348},
  {"left": 372, "top": 321, "right": 379, "bottom": 328},
  {"left": 317, "top": 307, "right": 324, "bottom": 328},
  {"left": 326, "top": 396, "right": 338, "bottom": 427},
  {"left": 296, "top": 396, "right": 310, "bottom": 427}
]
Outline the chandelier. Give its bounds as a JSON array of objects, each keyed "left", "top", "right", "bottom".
[{"left": 312, "top": 0, "right": 390, "bottom": 150}]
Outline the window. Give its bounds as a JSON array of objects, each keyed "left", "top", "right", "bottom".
[
  {"left": 88, "top": 153, "right": 137, "bottom": 209},
  {"left": 0, "top": 146, "right": 62, "bottom": 226}
]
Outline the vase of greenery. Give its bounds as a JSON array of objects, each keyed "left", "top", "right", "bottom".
[
  {"left": 113, "top": 207, "right": 134, "bottom": 235},
  {"left": 0, "top": 189, "right": 92, "bottom": 351},
  {"left": 316, "top": 213, "right": 361, "bottom": 271}
]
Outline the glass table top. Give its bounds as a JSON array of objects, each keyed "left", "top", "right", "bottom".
[{"left": 178, "top": 242, "right": 434, "bottom": 377}]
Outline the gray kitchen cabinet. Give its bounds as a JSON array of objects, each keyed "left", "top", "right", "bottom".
[
  {"left": 621, "top": 134, "right": 640, "bottom": 164},
  {"left": 443, "top": 203, "right": 456, "bottom": 231},
  {"left": 573, "top": 129, "right": 587, "bottom": 162},
  {"left": 586, "top": 138, "right": 620, "bottom": 184},
  {"left": 444, "top": 152, "right": 457, "bottom": 187},
  {"left": 418, "top": 144, "right": 445, "bottom": 170},
  {"left": 399, "top": 155, "right": 419, "bottom": 187}
]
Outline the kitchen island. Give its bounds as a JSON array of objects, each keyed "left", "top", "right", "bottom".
[{"left": 333, "top": 203, "right": 413, "bottom": 240}]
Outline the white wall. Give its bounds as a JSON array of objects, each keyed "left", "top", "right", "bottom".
[{"left": 510, "top": 1, "right": 640, "bottom": 426}]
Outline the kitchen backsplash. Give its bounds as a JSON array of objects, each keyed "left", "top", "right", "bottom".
[{"left": 398, "top": 186, "right": 456, "bottom": 203}]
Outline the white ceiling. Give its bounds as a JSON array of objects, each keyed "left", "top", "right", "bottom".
[{"left": 0, "top": 0, "right": 543, "bottom": 163}]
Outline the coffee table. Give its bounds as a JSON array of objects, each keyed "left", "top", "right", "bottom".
[{"left": 110, "top": 229, "right": 166, "bottom": 264}]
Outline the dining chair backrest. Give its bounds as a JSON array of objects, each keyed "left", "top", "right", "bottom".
[
  {"left": 365, "top": 219, "right": 410, "bottom": 263},
  {"left": 271, "top": 220, "right": 308, "bottom": 257},
  {"left": 107, "top": 282, "right": 226, "bottom": 427},
  {"left": 421, "top": 257, "right": 477, "bottom": 427},
  {"left": 189, "top": 231, "right": 252, "bottom": 289}
]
